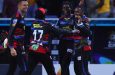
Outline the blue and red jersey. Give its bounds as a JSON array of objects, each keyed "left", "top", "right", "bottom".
[
  {"left": 29, "top": 20, "right": 73, "bottom": 53},
  {"left": 8, "top": 11, "right": 28, "bottom": 48}
]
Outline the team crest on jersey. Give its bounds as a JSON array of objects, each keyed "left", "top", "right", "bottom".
[
  {"left": 64, "top": 18, "right": 70, "bottom": 21},
  {"left": 33, "top": 24, "right": 42, "bottom": 28},
  {"left": 62, "top": 26, "right": 71, "bottom": 30},
  {"left": 12, "top": 19, "right": 17, "bottom": 27}
]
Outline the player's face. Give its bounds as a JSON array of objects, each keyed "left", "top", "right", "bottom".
[
  {"left": 19, "top": 1, "right": 28, "bottom": 13},
  {"left": 74, "top": 8, "right": 82, "bottom": 16},
  {"left": 62, "top": 4, "right": 71, "bottom": 14}
]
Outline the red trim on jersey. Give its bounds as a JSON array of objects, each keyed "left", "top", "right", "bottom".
[
  {"left": 63, "top": 35, "right": 83, "bottom": 40},
  {"left": 83, "top": 45, "right": 92, "bottom": 51},
  {"left": 29, "top": 45, "right": 48, "bottom": 54},
  {"left": 16, "top": 12, "right": 20, "bottom": 18}
]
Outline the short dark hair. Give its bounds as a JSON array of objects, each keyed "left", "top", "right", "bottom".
[
  {"left": 18, "top": 0, "right": 27, "bottom": 4},
  {"left": 74, "top": 6, "right": 83, "bottom": 13},
  {"left": 62, "top": 1, "right": 72, "bottom": 8},
  {"left": 62, "top": 1, "right": 70, "bottom": 5}
]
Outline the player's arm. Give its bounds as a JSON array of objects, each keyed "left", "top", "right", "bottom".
[
  {"left": 8, "top": 18, "right": 17, "bottom": 56},
  {"left": 75, "top": 17, "right": 90, "bottom": 36},
  {"left": 8, "top": 18, "right": 17, "bottom": 48},
  {"left": 47, "top": 23, "right": 74, "bottom": 36}
]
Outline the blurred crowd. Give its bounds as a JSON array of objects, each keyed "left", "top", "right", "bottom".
[{"left": 0, "top": 0, "right": 115, "bottom": 18}]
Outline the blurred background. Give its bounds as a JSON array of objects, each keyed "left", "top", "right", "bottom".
[{"left": 0, "top": 0, "right": 114, "bottom": 18}]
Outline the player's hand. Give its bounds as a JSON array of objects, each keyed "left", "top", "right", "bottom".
[
  {"left": 77, "top": 16, "right": 82, "bottom": 24},
  {"left": 3, "top": 38, "right": 8, "bottom": 48},
  {"left": 10, "top": 48, "right": 17, "bottom": 56}
]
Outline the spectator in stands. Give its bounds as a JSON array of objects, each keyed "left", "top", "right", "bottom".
[
  {"left": 0, "top": 0, "right": 4, "bottom": 17},
  {"left": 113, "top": 0, "right": 115, "bottom": 17},
  {"left": 110, "top": 0, "right": 115, "bottom": 17},
  {"left": 85, "top": 0, "right": 97, "bottom": 18},
  {"left": 26, "top": 0, "right": 37, "bottom": 18},
  {"left": 63, "top": 0, "right": 91, "bottom": 17},
  {"left": 3, "top": 0, "right": 18, "bottom": 17},
  {"left": 64, "top": 0, "right": 84, "bottom": 8},
  {"left": 27, "top": 0, "right": 44, "bottom": 18},
  {"left": 27, "top": 0, "right": 35, "bottom": 6},
  {"left": 90, "top": 0, "right": 111, "bottom": 18}
]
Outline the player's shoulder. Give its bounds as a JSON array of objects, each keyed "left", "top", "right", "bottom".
[
  {"left": 32, "top": 19, "right": 51, "bottom": 28},
  {"left": 33, "top": 19, "right": 46, "bottom": 25},
  {"left": 11, "top": 11, "right": 22, "bottom": 25},
  {"left": 11, "top": 17, "right": 18, "bottom": 27},
  {"left": 13, "top": 11, "right": 22, "bottom": 19},
  {"left": 82, "top": 15, "right": 89, "bottom": 22}
]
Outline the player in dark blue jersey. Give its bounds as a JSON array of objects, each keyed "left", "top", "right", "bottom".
[
  {"left": 73, "top": 7, "right": 91, "bottom": 75},
  {"left": 7, "top": 0, "right": 29, "bottom": 75},
  {"left": 57, "top": 1, "right": 75, "bottom": 75},
  {"left": 58, "top": 1, "right": 91, "bottom": 75},
  {"left": 28, "top": 8, "right": 56, "bottom": 75},
  {"left": 28, "top": 7, "right": 74, "bottom": 75}
]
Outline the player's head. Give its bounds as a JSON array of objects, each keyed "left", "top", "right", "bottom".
[
  {"left": 35, "top": 7, "right": 46, "bottom": 19},
  {"left": 74, "top": 7, "right": 83, "bottom": 16},
  {"left": 62, "top": 1, "right": 71, "bottom": 15},
  {"left": 18, "top": 0, "right": 28, "bottom": 13}
]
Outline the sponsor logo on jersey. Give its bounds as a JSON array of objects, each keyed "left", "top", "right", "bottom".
[
  {"left": 64, "top": 18, "right": 70, "bottom": 20},
  {"left": 33, "top": 24, "right": 43, "bottom": 28},
  {"left": 12, "top": 19, "right": 17, "bottom": 27},
  {"left": 62, "top": 26, "right": 72, "bottom": 30}
]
